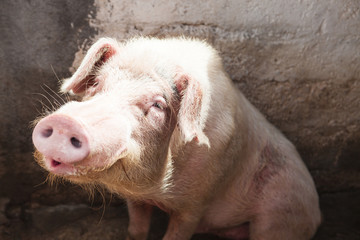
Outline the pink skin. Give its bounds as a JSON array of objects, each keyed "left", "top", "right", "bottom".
[
  {"left": 32, "top": 37, "right": 321, "bottom": 240},
  {"left": 32, "top": 114, "right": 90, "bottom": 175}
]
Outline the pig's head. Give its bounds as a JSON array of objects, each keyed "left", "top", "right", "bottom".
[{"left": 32, "top": 37, "right": 210, "bottom": 194}]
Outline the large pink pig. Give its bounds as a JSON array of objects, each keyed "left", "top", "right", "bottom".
[{"left": 32, "top": 37, "right": 321, "bottom": 239}]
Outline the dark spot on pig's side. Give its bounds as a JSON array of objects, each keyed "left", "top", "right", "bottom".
[
  {"left": 253, "top": 143, "right": 284, "bottom": 192},
  {"left": 70, "top": 137, "right": 82, "bottom": 148}
]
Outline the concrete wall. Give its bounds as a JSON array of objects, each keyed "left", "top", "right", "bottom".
[{"left": 1, "top": 0, "right": 359, "bottom": 239}]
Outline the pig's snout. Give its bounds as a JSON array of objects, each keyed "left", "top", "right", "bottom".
[{"left": 32, "top": 114, "right": 90, "bottom": 170}]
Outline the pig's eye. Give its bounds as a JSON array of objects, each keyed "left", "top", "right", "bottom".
[
  {"left": 152, "top": 102, "right": 164, "bottom": 110},
  {"left": 150, "top": 96, "right": 167, "bottom": 111},
  {"left": 141, "top": 96, "right": 167, "bottom": 116}
]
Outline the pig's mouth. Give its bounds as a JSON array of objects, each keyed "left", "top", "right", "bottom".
[
  {"left": 34, "top": 149, "right": 117, "bottom": 178},
  {"left": 42, "top": 156, "right": 79, "bottom": 176},
  {"left": 44, "top": 156, "right": 105, "bottom": 177},
  {"left": 51, "top": 159, "right": 62, "bottom": 167},
  {"left": 34, "top": 150, "right": 79, "bottom": 176}
]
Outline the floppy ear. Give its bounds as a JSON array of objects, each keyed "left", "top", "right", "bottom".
[
  {"left": 174, "top": 72, "right": 210, "bottom": 147},
  {"left": 61, "top": 38, "right": 119, "bottom": 95}
]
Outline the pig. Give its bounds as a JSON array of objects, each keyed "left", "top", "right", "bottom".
[{"left": 32, "top": 37, "right": 321, "bottom": 240}]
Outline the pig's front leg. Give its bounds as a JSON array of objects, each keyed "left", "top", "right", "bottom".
[
  {"left": 126, "top": 200, "right": 153, "bottom": 240},
  {"left": 163, "top": 212, "right": 201, "bottom": 240}
]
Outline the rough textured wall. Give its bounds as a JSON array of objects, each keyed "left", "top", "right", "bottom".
[{"left": 0, "top": 0, "right": 359, "bottom": 239}]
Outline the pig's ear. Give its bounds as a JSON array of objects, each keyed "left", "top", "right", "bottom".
[
  {"left": 61, "top": 38, "right": 119, "bottom": 95},
  {"left": 175, "top": 73, "right": 210, "bottom": 147}
]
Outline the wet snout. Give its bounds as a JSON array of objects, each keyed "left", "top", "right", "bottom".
[{"left": 32, "top": 114, "right": 90, "bottom": 171}]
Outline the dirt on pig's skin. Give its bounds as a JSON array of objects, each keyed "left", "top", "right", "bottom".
[{"left": 31, "top": 37, "right": 321, "bottom": 239}]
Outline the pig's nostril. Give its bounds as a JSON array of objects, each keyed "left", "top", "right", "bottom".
[
  {"left": 70, "top": 137, "right": 82, "bottom": 148},
  {"left": 42, "top": 128, "right": 53, "bottom": 138}
]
